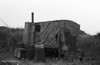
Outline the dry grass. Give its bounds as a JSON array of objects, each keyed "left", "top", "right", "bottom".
[
  {"left": 18, "top": 60, "right": 92, "bottom": 65},
  {"left": 3, "top": 59, "right": 95, "bottom": 65}
]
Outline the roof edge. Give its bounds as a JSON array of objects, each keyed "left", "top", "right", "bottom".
[{"left": 34, "top": 19, "right": 80, "bottom": 26}]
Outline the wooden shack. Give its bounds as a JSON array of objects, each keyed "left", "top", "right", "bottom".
[{"left": 23, "top": 20, "right": 83, "bottom": 60}]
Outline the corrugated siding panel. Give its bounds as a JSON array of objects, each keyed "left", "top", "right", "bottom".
[
  {"left": 44, "top": 39, "right": 58, "bottom": 48},
  {"left": 41, "top": 23, "right": 55, "bottom": 41},
  {"left": 40, "top": 22, "right": 73, "bottom": 48},
  {"left": 41, "top": 23, "right": 52, "bottom": 42},
  {"left": 41, "top": 22, "right": 51, "bottom": 34},
  {"left": 40, "top": 22, "right": 61, "bottom": 48}
]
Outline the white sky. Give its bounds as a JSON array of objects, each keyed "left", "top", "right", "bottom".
[{"left": 0, "top": 0, "right": 100, "bottom": 35}]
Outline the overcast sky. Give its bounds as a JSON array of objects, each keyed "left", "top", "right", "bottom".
[{"left": 0, "top": 0, "right": 100, "bottom": 35}]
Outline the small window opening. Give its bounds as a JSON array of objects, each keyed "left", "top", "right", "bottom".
[{"left": 35, "top": 24, "right": 41, "bottom": 32}]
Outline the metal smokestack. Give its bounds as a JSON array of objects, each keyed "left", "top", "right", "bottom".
[
  {"left": 32, "top": 12, "right": 34, "bottom": 23},
  {"left": 31, "top": 12, "right": 35, "bottom": 44}
]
